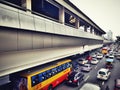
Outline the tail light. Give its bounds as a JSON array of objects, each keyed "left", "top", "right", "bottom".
[{"left": 73, "top": 80, "right": 78, "bottom": 82}]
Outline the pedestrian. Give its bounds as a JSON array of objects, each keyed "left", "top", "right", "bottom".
[{"left": 105, "top": 85, "right": 109, "bottom": 90}]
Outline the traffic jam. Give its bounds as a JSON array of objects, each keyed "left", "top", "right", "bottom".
[
  {"left": 1, "top": 44, "right": 120, "bottom": 90},
  {"left": 55, "top": 44, "right": 120, "bottom": 90}
]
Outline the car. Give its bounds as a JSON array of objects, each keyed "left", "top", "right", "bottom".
[
  {"left": 106, "top": 53, "right": 109, "bottom": 58},
  {"left": 74, "top": 66, "right": 81, "bottom": 72},
  {"left": 79, "top": 83, "right": 100, "bottom": 90},
  {"left": 114, "top": 78, "right": 120, "bottom": 90},
  {"left": 109, "top": 54, "right": 114, "bottom": 59},
  {"left": 96, "top": 54, "right": 103, "bottom": 59},
  {"left": 115, "top": 53, "right": 120, "bottom": 60},
  {"left": 91, "top": 58, "right": 99, "bottom": 65},
  {"left": 81, "top": 64, "right": 92, "bottom": 72},
  {"left": 78, "top": 58, "right": 88, "bottom": 65},
  {"left": 91, "top": 54, "right": 96, "bottom": 58},
  {"left": 86, "top": 56, "right": 92, "bottom": 61},
  {"left": 105, "top": 59, "right": 114, "bottom": 69},
  {"left": 66, "top": 71, "right": 84, "bottom": 86},
  {"left": 97, "top": 68, "right": 111, "bottom": 80}
]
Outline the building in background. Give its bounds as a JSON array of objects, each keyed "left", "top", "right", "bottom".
[
  {"left": 107, "top": 30, "right": 113, "bottom": 41},
  {"left": 103, "top": 30, "right": 113, "bottom": 41}
]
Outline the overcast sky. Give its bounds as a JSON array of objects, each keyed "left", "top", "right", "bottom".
[{"left": 70, "top": 0, "right": 120, "bottom": 39}]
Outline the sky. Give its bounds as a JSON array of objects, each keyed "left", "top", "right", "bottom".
[{"left": 70, "top": 0, "right": 120, "bottom": 40}]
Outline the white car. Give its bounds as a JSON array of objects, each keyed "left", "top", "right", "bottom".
[
  {"left": 115, "top": 53, "right": 120, "bottom": 60},
  {"left": 109, "top": 54, "right": 114, "bottom": 59},
  {"left": 96, "top": 54, "right": 103, "bottom": 59},
  {"left": 81, "top": 64, "right": 92, "bottom": 72},
  {"left": 80, "top": 83, "right": 100, "bottom": 90},
  {"left": 97, "top": 68, "right": 111, "bottom": 80},
  {"left": 91, "top": 54, "right": 96, "bottom": 58},
  {"left": 91, "top": 58, "right": 99, "bottom": 64}
]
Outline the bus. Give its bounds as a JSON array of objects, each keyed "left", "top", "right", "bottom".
[
  {"left": 102, "top": 47, "right": 108, "bottom": 55},
  {"left": 10, "top": 59, "right": 72, "bottom": 90}
]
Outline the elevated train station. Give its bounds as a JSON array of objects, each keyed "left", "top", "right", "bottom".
[{"left": 0, "top": 0, "right": 106, "bottom": 85}]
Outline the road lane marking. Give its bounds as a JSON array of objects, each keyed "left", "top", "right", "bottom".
[
  {"left": 95, "top": 66, "right": 97, "bottom": 69},
  {"left": 84, "top": 75, "right": 90, "bottom": 82},
  {"left": 102, "top": 81, "right": 104, "bottom": 85}
]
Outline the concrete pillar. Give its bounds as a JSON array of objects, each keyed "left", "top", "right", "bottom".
[
  {"left": 59, "top": 7, "right": 64, "bottom": 24},
  {"left": 21, "top": 0, "right": 31, "bottom": 13},
  {"left": 92, "top": 28, "right": 94, "bottom": 34},
  {"left": 94, "top": 30, "right": 97, "bottom": 35},
  {"left": 90, "top": 27, "right": 93, "bottom": 33},
  {"left": 75, "top": 18, "right": 80, "bottom": 29},
  {"left": 84, "top": 26, "right": 87, "bottom": 32}
]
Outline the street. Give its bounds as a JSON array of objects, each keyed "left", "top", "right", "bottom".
[{"left": 54, "top": 56, "right": 120, "bottom": 90}]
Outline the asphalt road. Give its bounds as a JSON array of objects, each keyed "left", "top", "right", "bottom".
[{"left": 54, "top": 56, "right": 120, "bottom": 90}]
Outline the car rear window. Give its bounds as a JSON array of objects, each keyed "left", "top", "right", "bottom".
[{"left": 99, "top": 71, "right": 106, "bottom": 75}]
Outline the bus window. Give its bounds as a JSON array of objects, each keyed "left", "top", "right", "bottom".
[
  {"left": 31, "top": 75, "right": 39, "bottom": 86},
  {"left": 38, "top": 73, "right": 43, "bottom": 83},
  {"left": 62, "top": 64, "right": 66, "bottom": 70},
  {"left": 52, "top": 68, "right": 57, "bottom": 75},
  {"left": 42, "top": 72, "right": 47, "bottom": 80},
  {"left": 46, "top": 69, "right": 52, "bottom": 78},
  {"left": 66, "top": 62, "right": 71, "bottom": 68},
  {"left": 57, "top": 66, "right": 62, "bottom": 72}
]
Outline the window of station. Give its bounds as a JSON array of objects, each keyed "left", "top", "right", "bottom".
[
  {"left": 79, "top": 19, "right": 86, "bottom": 29},
  {"left": 1, "top": 0, "right": 22, "bottom": 7},
  {"left": 65, "top": 12, "right": 76, "bottom": 27},
  {"left": 32, "top": 0, "right": 59, "bottom": 20}
]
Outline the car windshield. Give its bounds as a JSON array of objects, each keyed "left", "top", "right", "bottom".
[
  {"left": 109, "top": 57, "right": 114, "bottom": 59},
  {"left": 99, "top": 71, "right": 106, "bottom": 75},
  {"left": 106, "top": 62, "right": 111, "bottom": 65},
  {"left": 79, "top": 59, "right": 85, "bottom": 61},
  {"left": 84, "top": 65, "right": 89, "bottom": 67},
  {"left": 92, "top": 59, "right": 96, "bottom": 61},
  {"left": 84, "top": 66, "right": 88, "bottom": 67}
]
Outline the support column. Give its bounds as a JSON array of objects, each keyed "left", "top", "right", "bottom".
[
  {"left": 94, "top": 30, "right": 97, "bottom": 35},
  {"left": 90, "top": 27, "right": 93, "bottom": 33},
  {"left": 84, "top": 26, "right": 87, "bottom": 32},
  {"left": 21, "top": 0, "right": 31, "bottom": 13},
  {"left": 59, "top": 7, "right": 65, "bottom": 24},
  {"left": 92, "top": 28, "right": 95, "bottom": 34},
  {"left": 75, "top": 18, "right": 79, "bottom": 29}
]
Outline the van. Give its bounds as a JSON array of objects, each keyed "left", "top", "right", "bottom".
[{"left": 97, "top": 68, "right": 111, "bottom": 80}]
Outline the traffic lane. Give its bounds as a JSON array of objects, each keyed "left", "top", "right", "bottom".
[
  {"left": 55, "top": 58, "right": 105, "bottom": 90},
  {"left": 86, "top": 57, "right": 120, "bottom": 90},
  {"left": 55, "top": 56, "right": 108, "bottom": 90},
  {"left": 83, "top": 57, "right": 106, "bottom": 86},
  {"left": 102, "top": 59, "right": 120, "bottom": 90}
]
